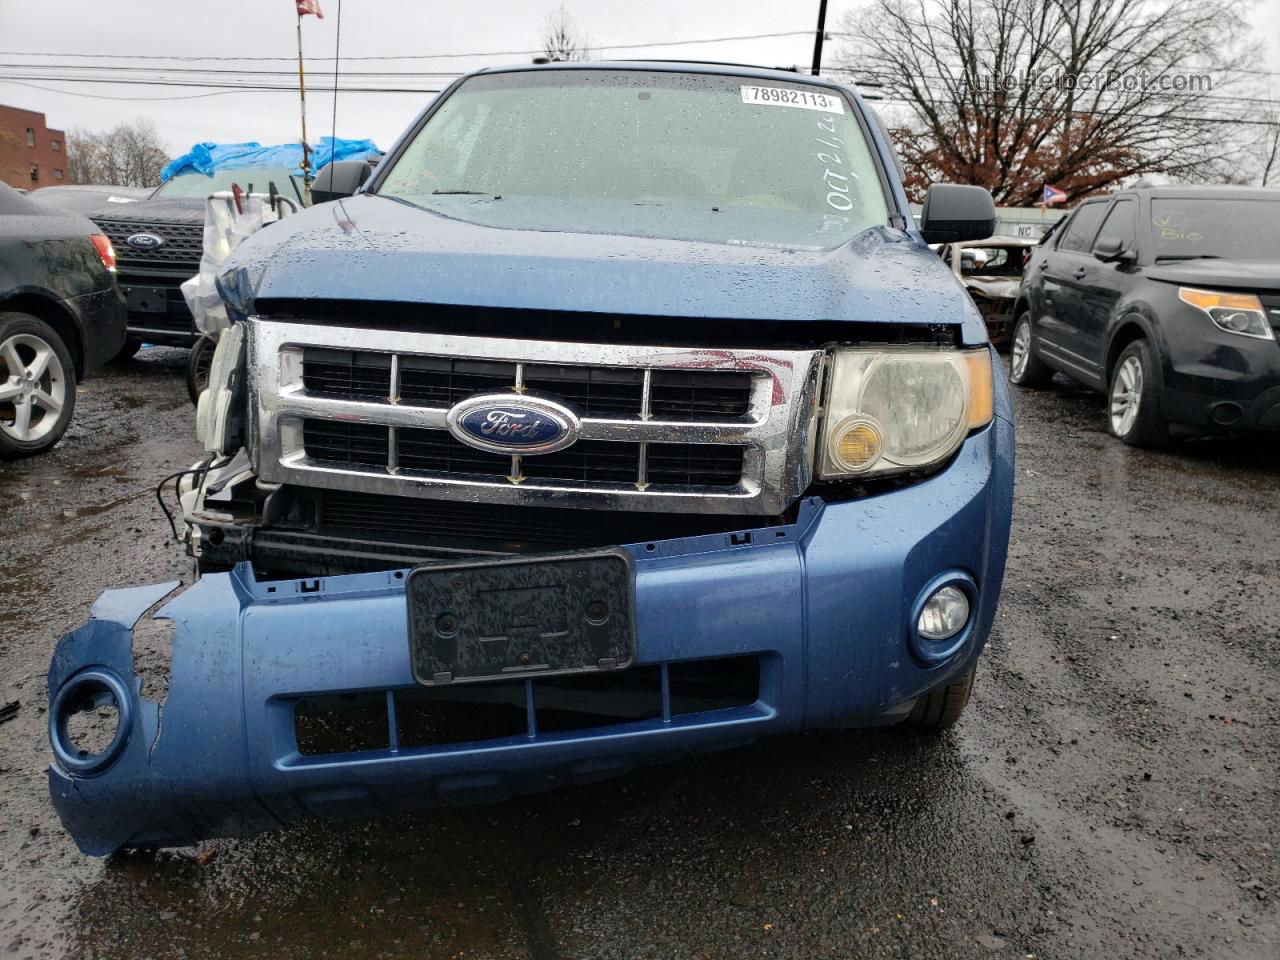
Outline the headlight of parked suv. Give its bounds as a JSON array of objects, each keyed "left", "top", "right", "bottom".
[
  {"left": 1178, "top": 288, "right": 1275, "bottom": 341},
  {"left": 817, "top": 347, "right": 993, "bottom": 480}
]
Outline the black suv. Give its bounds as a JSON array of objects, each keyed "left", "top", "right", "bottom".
[
  {"left": 89, "top": 166, "right": 305, "bottom": 359},
  {"left": 1009, "top": 185, "right": 1280, "bottom": 445}
]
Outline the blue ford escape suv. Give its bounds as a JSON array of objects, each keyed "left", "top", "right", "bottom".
[{"left": 48, "top": 62, "right": 1014, "bottom": 855}]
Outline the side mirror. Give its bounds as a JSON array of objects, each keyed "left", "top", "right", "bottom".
[
  {"left": 311, "top": 160, "right": 373, "bottom": 204},
  {"left": 1093, "top": 235, "right": 1134, "bottom": 263},
  {"left": 919, "top": 184, "right": 996, "bottom": 244}
]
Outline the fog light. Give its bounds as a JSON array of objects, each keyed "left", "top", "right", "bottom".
[{"left": 917, "top": 585, "right": 970, "bottom": 641}]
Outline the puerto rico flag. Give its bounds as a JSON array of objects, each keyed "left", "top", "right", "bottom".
[
  {"left": 296, "top": 0, "right": 324, "bottom": 17},
  {"left": 1043, "top": 184, "right": 1068, "bottom": 206}
]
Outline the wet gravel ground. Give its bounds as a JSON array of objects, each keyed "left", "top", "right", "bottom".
[{"left": 1, "top": 348, "right": 1276, "bottom": 960}]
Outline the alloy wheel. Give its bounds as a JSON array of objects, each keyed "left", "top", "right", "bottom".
[
  {"left": 1110, "top": 355, "right": 1143, "bottom": 436},
  {"left": 1011, "top": 321, "right": 1031, "bottom": 380},
  {"left": 0, "top": 332, "right": 67, "bottom": 443}
]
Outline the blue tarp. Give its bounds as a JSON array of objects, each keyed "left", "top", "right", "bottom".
[{"left": 160, "top": 137, "right": 380, "bottom": 182}]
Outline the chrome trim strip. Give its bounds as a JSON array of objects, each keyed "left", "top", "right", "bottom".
[{"left": 248, "top": 318, "right": 822, "bottom": 515}]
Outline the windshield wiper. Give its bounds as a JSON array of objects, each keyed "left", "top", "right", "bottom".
[
  {"left": 1154, "top": 254, "right": 1221, "bottom": 261},
  {"left": 431, "top": 189, "right": 500, "bottom": 196}
]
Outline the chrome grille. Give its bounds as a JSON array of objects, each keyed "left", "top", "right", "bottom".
[
  {"left": 301, "top": 349, "right": 754, "bottom": 420},
  {"left": 92, "top": 218, "right": 204, "bottom": 267},
  {"left": 302, "top": 419, "right": 745, "bottom": 488},
  {"left": 249, "top": 319, "right": 824, "bottom": 514}
]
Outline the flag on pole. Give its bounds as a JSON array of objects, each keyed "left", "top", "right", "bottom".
[
  {"left": 1042, "top": 184, "right": 1068, "bottom": 206},
  {"left": 296, "top": 0, "right": 324, "bottom": 17}
]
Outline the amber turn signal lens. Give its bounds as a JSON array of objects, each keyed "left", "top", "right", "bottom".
[
  {"left": 964, "top": 349, "right": 994, "bottom": 428},
  {"left": 827, "top": 417, "right": 883, "bottom": 473},
  {"left": 1178, "top": 288, "right": 1262, "bottom": 312}
]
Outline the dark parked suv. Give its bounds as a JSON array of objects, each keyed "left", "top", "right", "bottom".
[
  {"left": 1009, "top": 185, "right": 1280, "bottom": 445},
  {"left": 89, "top": 167, "right": 304, "bottom": 358}
]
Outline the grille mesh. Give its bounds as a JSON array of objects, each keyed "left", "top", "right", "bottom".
[
  {"left": 302, "top": 419, "right": 744, "bottom": 488},
  {"left": 92, "top": 218, "right": 204, "bottom": 267},
  {"left": 301, "top": 348, "right": 753, "bottom": 421}
]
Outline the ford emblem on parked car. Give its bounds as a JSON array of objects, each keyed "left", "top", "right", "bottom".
[
  {"left": 446, "top": 393, "right": 580, "bottom": 455},
  {"left": 126, "top": 232, "right": 165, "bottom": 250}
]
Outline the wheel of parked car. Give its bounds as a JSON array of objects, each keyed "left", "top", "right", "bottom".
[
  {"left": 0, "top": 312, "right": 77, "bottom": 459},
  {"left": 904, "top": 666, "right": 975, "bottom": 730},
  {"left": 1107, "top": 340, "right": 1167, "bottom": 447},
  {"left": 1008, "top": 313, "right": 1055, "bottom": 388},
  {"left": 187, "top": 334, "right": 215, "bottom": 405}
]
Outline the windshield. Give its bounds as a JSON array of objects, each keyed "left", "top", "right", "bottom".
[
  {"left": 376, "top": 69, "right": 889, "bottom": 249},
  {"left": 152, "top": 167, "right": 304, "bottom": 202},
  {"left": 1151, "top": 198, "right": 1280, "bottom": 260}
]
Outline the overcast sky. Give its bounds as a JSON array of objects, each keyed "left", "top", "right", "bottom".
[{"left": 1, "top": 0, "right": 1277, "bottom": 158}]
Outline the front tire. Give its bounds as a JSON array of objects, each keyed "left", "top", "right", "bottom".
[
  {"left": 1008, "top": 313, "right": 1054, "bottom": 388},
  {"left": 904, "top": 667, "right": 976, "bottom": 730},
  {"left": 0, "top": 312, "right": 77, "bottom": 459},
  {"left": 1107, "top": 340, "right": 1167, "bottom": 447},
  {"left": 186, "top": 335, "right": 215, "bottom": 405}
]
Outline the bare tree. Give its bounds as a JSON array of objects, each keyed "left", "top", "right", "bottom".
[
  {"left": 540, "top": 5, "right": 592, "bottom": 62},
  {"left": 66, "top": 120, "right": 170, "bottom": 187},
  {"left": 837, "top": 0, "right": 1261, "bottom": 204}
]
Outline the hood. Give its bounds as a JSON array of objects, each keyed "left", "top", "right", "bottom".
[
  {"left": 88, "top": 196, "right": 207, "bottom": 225},
  {"left": 219, "top": 194, "right": 987, "bottom": 344},
  {"left": 1145, "top": 259, "right": 1280, "bottom": 293}
]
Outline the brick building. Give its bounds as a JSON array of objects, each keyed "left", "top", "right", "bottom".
[{"left": 0, "top": 104, "right": 68, "bottom": 190}]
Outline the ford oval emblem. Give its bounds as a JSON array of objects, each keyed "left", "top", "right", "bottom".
[
  {"left": 126, "top": 232, "right": 165, "bottom": 250},
  {"left": 446, "top": 393, "right": 580, "bottom": 455}
]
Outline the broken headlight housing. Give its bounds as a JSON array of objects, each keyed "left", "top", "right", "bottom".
[
  {"left": 817, "top": 347, "right": 993, "bottom": 479},
  {"left": 195, "top": 323, "right": 246, "bottom": 456}
]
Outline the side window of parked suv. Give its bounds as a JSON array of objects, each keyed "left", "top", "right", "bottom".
[
  {"left": 1058, "top": 201, "right": 1107, "bottom": 253},
  {"left": 1095, "top": 199, "right": 1136, "bottom": 253}
]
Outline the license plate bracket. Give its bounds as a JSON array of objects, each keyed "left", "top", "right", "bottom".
[
  {"left": 406, "top": 549, "right": 636, "bottom": 686},
  {"left": 124, "top": 285, "right": 168, "bottom": 314}
]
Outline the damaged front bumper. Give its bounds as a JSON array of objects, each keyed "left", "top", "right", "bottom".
[{"left": 49, "top": 417, "right": 1013, "bottom": 856}]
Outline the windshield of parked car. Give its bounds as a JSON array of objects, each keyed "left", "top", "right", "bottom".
[
  {"left": 1151, "top": 198, "right": 1280, "bottom": 260},
  {"left": 377, "top": 69, "right": 890, "bottom": 249},
  {"left": 151, "top": 167, "right": 304, "bottom": 202}
]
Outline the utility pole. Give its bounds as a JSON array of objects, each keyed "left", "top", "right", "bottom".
[
  {"left": 296, "top": 12, "right": 312, "bottom": 204},
  {"left": 811, "top": 0, "right": 829, "bottom": 76}
]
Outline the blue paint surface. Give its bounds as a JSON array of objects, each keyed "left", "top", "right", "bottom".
[{"left": 49, "top": 411, "right": 1013, "bottom": 855}]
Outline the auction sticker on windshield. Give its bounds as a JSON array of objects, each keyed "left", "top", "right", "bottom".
[{"left": 740, "top": 85, "right": 845, "bottom": 113}]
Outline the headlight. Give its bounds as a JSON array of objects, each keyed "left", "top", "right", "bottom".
[
  {"left": 195, "top": 323, "right": 246, "bottom": 455},
  {"left": 817, "top": 347, "right": 993, "bottom": 480},
  {"left": 1179, "top": 287, "right": 1274, "bottom": 341}
]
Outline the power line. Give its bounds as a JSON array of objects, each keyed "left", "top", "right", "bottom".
[
  {"left": 0, "top": 76, "right": 441, "bottom": 99},
  {"left": 0, "top": 31, "right": 817, "bottom": 64},
  {"left": 0, "top": 62, "right": 465, "bottom": 78}
]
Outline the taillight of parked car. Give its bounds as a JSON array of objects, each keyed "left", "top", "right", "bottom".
[{"left": 89, "top": 234, "right": 116, "bottom": 272}]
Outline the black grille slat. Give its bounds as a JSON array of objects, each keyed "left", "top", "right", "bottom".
[
  {"left": 397, "top": 428, "right": 512, "bottom": 476},
  {"left": 302, "top": 421, "right": 389, "bottom": 469},
  {"left": 314, "top": 490, "right": 775, "bottom": 549},
  {"left": 301, "top": 351, "right": 752, "bottom": 422},
  {"left": 648, "top": 444, "right": 745, "bottom": 486},
  {"left": 301, "top": 419, "right": 743, "bottom": 489},
  {"left": 398, "top": 356, "right": 516, "bottom": 407},
  {"left": 302, "top": 350, "right": 393, "bottom": 400}
]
